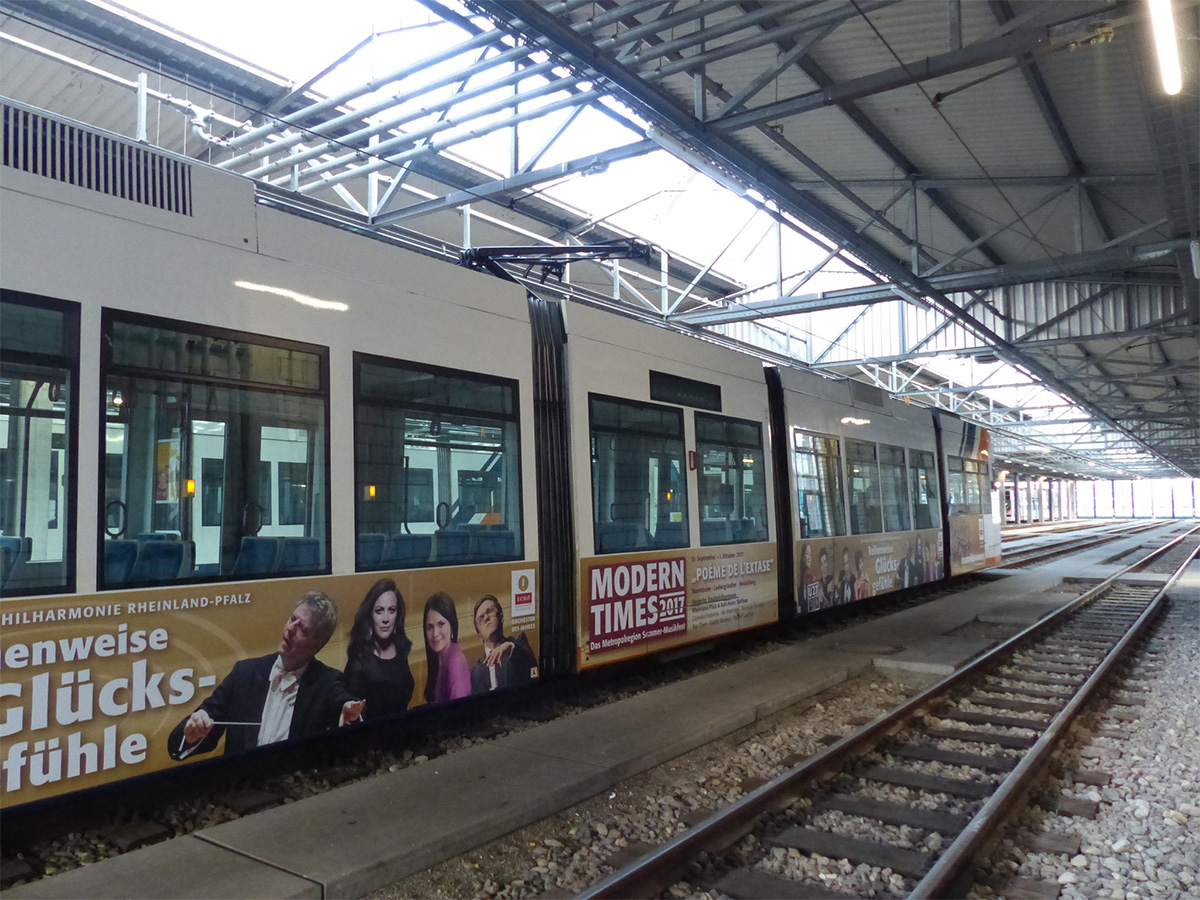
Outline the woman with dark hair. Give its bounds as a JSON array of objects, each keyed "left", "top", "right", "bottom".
[
  {"left": 854, "top": 549, "right": 871, "bottom": 600},
  {"left": 423, "top": 592, "right": 470, "bottom": 704},
  {"left": 345, "top": 578, "right": 415, "bottom": 720},
  {"left": 470, "top": 595, "right": 537, "bottom": 694}
]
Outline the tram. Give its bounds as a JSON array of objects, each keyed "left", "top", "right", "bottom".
[{"left": 0, "top": 103, "right": 999, "bottom": 808}]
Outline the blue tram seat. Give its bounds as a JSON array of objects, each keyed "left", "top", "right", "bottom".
[
  {"left": 700, "top": 520, "right": 732, "bottom": 545},
  {"left": 474, "top": 529, "right": 516, "bottom": 560},
  {"left": 732, "top": 518, "right": 764, "bottom": 542},
  {"left": 177, "top": 540, "right": 195, "bottom": 579},
  {"left": 103, "top": 539, "right": 140, "bottom": 584},
  {"left": 129, "top": 540, "right": 184, "bottom": 585},
  {"left": 230, "top": 536, "right": 282, "bottom": 578},
  {"left": 596, "top": 522, "right": 641, "bottom": 553},
  {"left": 357, "top": 532, "right": 387, "bottom": 568},
  {"left": 0, "top": 536, "right": 31, "bottom": 585},
  {"left": 435, "top": 530, "right": 472, "bottom": 565},
  {"left": 278, "top": 537, "right": 322, "bottom": 576},
  {"left": 383, "top": 533, "right": 432, "bottom": 569},
  {"left": 653, "top": 521, "right": 687, "bottom": 548}
]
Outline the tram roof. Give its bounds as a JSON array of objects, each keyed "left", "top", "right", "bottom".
[{"left": 0, "top": 0, "right": 1196, "bottom": 479}]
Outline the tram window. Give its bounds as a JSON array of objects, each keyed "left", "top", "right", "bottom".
[
  {"left": 355, "top": 356, "right": 522, "bottom": 569},
  {"left": 878, "top": 443, "right": 911, "bottom": 532},
  {"left": 909, "top": 450, "right": 941, "bottom": 529},
  {"left": 948, "top": 456, "right": 987, "bottom": 516},
  {"left": 590, "top": 396, "right": 687, "bottom": 554},
  {"left": 847, "top": 439, "right": 883, "bottom": 535},
  {"left": 0, "top": 293, "right": 78, "bottom": 597},
  {"left": 100, "top": 315, "right": 329, "bottom": 587},
  {"left": 793, "top": 430, "right": 846, "bottom": 538},
  {"left": 947, "top": 456, "right": 966, "bottom": 514},
  {"left": 696, "top": 413, "right": 767, "bottom": 545}
]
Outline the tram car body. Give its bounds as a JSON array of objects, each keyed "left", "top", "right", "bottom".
[
  {"left": 0, "top": 105, "right": 997, "bottom": 811},
  {"left": 564, "top": 304, "right": 778, "bottom": 669}
]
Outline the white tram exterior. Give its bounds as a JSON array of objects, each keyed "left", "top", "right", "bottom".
[{"left": 0, "top": 105, "right": 999, "bottom": 809}]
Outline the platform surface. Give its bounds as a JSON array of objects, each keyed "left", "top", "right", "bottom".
[{"left": 5, "top": 522, "right": 1184, "bottom": 900}]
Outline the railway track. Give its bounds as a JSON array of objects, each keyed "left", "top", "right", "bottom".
[
  {"left": 579, "top": 526, "right": 1199, "bottom": 900},
  {"left": 999, "top": 521, "right": 1161, "bottom": 568}
]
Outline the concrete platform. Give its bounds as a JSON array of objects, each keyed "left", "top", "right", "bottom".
[
  {"left": 6, "top": 522, "right": 1185, "bottom": 900},
  {"left": 1169, "top": 558, "right": 1200, "bottom": 604},
  {"left": 979, "top": 598, "right": 1069, "bottom": 627},
  {"left": 872, "top": 637, "right": 997, "bottom": 675}
]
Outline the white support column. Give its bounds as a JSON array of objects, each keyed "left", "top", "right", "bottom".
[
  {"left": 660, "top": 246, "right": 669, "bottom": 314},
  {"left": 368, "top": 133, "right": 380, "bottom": 214},
  {"left": 776, "top": 216, "right": 783, "bottom": 297},
  {"left": 462, "top": 203, "right": 472, "bottom": 249},
  {"left": 136, "top": 72, "right": 148, "bottom": 142}
]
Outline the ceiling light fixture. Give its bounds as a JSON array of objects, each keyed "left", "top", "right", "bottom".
[{"left": 1148, "top": 0, "right": 1183, "bottom": 95}]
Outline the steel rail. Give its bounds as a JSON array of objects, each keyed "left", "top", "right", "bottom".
[
  {"left": 1000, "top": 520, "right": 1161, "bottom": 566},
  {"left": 912, "top": 525, "right": 1200, "bottom": 897},
  {"left": 577, "top": 524, "right": 1199, "bottom": 899}
]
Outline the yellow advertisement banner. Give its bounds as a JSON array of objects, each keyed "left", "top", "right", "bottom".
[
  {"left": 949, "top": 513, "right": 1001, "bottom": 575},
  {"left": 0, "top": 561, "right": 538, "bottom": 808},
  {"left": 794, "top": 529, "right": 944, "bottom": 615},
  {"left": 578, "top": 541, "right": 778, "bottom": 669}
]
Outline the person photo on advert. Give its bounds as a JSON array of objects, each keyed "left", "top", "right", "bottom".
[
  {"left": 168, "top": 591, "right": 364, "bottom": 759},
  {"left": 469, "top": 593, "right": 536, "bottom": 694},
  {"left": 345, "top": 578, "right": 415, "bottom": 720}
]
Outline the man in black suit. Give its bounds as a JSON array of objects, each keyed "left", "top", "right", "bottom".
[{"left": 169, "top": 591, "right": 364, "bottom": 759}]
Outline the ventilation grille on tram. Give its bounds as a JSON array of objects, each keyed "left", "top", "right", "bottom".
[{"left": 2, "top": 104, "right": 193, "bottom": 216}]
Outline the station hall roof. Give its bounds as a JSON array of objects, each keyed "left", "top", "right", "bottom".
[{"left": 1, "top": 0, "right": 1197, "bottom": 479}]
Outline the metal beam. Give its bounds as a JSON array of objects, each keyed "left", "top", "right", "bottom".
[
  {"left": 471, "top": 0, "right": 1185, "bottom": 476},
  {"left": 988, "top": 0, "right": 1115, "bottom": 243},
  {"left": 733, "top": 2, "right": 1006, "bottom": 267},
  {"left": 708, "top": 4, "right": 1137, "bottom": 132},
  {"left": 675, "top": 238, "right": 1191, "bottom": 325},
  {"left": 372, "top": 140, "right": 654, "bottom": 226}
]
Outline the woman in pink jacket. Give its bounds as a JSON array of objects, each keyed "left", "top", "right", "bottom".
[{"left": 422, "top": 592, "right": 471, "bottom": 704}]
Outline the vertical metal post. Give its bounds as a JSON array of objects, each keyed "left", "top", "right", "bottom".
[
  {"left": 511, "top": 64, "right": 520, "bottom": 175},
  {"left": 910, "top": 182, "right": 920, "bottom": 274},
  {"left": 947, "top": 0, "right": 962, "bottom": 50},
  {"left": 612, "top": 259, "right": 621, "bottom": 300},
  {"left": 290, "top": 145, "right": 301, "bottom": 191},
  {"left": 462, "top": 203, "right": 472, "bottom": 249},
  {"left": 776, "top": 216, "right": 783, "bottom": 297},
  {"left": 1075, "top": 184, "right": 1085, "bottom": 252},
  {"left": 368, "top": 133, "right": 380, "bottom": 216},
  {"left": 660, "top": 246, "right": 669, "bottom": 314},
  {"left": 136, "top": 73, "right": 148, "bottom": 141}
]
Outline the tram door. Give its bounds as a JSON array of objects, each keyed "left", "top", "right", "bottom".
[{"left": 190, "top": 421, "right": 314, "bottom": 572}]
